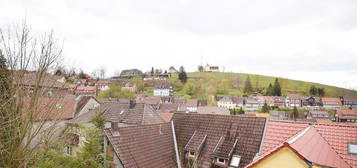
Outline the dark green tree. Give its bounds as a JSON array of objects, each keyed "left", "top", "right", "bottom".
[
  {"left": 151, "top": 67, "right": 154, "bottom": 76},
  {"left": 243, "top": 76, "right": 253, "bottom": 94},
  {"left": 265, "top": 83, "right": 273, "bottom": 96},
  {"left": 317, "top": 87, "right": 325, "bottom": 97},
  {"left": 260, "top": 102, "right": 270, "bottom": 113},
  {"left": 178, "top": 66, "right": 187, "bottom": 83},
  {"left": 273, "top": 78, "right": 282, "bottom": 96},
  {"left": 309, "top": 85, "right": 318, "bottom": 95},
  {"left": 198, "top": 66, "right": 203, "bottom": 72},
  {"left": 0, "top": 50, "right": 11, "bottom": 100},
  {"left": 291, "top": 106, "right": 299, "bottom": 121},
  {"left": 238, "top": 107, "right": 245, "bottom": 114}
]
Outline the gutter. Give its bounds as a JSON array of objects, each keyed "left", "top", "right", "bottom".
[{"left": 171, "top": 121, "right": 182, "bottom": 168}]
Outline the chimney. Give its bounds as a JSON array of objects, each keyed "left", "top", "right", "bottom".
[
  {"left": 129, "top": 99, "right": 136, "bottom": 109},
  {"left": 111, "top": 122, "right": 120, "bottom": 136}
]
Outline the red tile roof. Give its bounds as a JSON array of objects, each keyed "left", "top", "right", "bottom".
[
  {"left": 261, "top": 120, "right": 357, "bottom": 167},
  {"left": 321, "top": 97, "right": 342, "bottom": 106},
  {"left": 288, "top": 127, "right": 350, "bottom": 168},
  {"left": 261, "top": 121, "right": 309, "bottom": 154},
  {"left": 248, "top": 126, "right": 351, "bottom": 168},
  {"left": 336, "top": 109, "right": 357, "bottom": 120},
  {"left": 159, "top": 113, "right": 174, "bottom": 122}
]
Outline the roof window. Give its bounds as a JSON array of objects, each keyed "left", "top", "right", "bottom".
[{"left": 348, "top": 143, "right": 357, "bottom": 155}]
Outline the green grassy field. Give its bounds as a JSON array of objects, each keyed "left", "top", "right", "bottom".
[{"left": 180, "top": 72, "right": 357, "bottom": 97}]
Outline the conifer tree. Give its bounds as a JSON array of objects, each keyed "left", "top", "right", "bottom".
[
  {"left": 266, "top": 83, "right": 273, "bottom": 96},
  {"left": 178, "top": 66, "right": 187, "bottom": 83},
  {"left": 243, "top": 76, "right": 253, "bottom": 94},
  {"left": 273, "top": 78, "right": 282, "bottom": 96},
  {"left": 292, "top": 106, "right": 299, "bottom": 121}
]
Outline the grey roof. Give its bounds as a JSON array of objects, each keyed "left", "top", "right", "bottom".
[
  {"left": 197, "top": 106, "right": 230, "bottom": 115},
  {"left": 119, "top": 69, "right": 143, "bottom": 77}
]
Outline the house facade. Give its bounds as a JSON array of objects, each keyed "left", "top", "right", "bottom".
[
  {"left": 122, "top": 82, "right": 137, "bottom": 92},
  {"left": 342, "top": 96, "right": 357, "bottom": 108},
  {"left": 335, "top": 109, "right": 357, "bottom": 122},
  {"left": 204, "top": 64, "right": 219, "bottom": 72},
  {"left": 321, "top": 97, "right": 342, "bottom": 109},
  {"left": 306, "top": 110, "right": 329, "bottom": 120},
  {"left": 217, "top": 96, "right": 242, "bottom": 109},
  {"left": 153, "top": 83, "right": 173, "bottom": 97},
  {"left": 285, "top": 94, "right": 302, "bottom": 107}
]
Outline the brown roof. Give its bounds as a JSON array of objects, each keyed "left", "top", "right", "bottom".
[
  {"left": 197, "top": 106, "right": 230, "bottom": 115},
  {"left": 154, "top": 82, "right": 171, "bottom": 89},
  {"left": 159, "top": 113, "right": 174, "bottom": 122},
  {"left": 24, "top": 96, "right": 78, "bottom": 121},
  {"left": 343, "top": 96, "right": 357, "bottom": 102},
  {"left": 186, "top": 99, "right": 198, "bottom": 107},
  {"left": 104, "top": 122, "right": 178, "bottom": 168},
  {"left": 172, "top": 113, "right": 267, "bottom": 168},
  {"left": 261, "top": 120, "right": 357, "bottom": 167},
  {"left": 75, "top": 96, "right": 97, "bottom": 114},
  {"left": 13, "top": 72, "right": 68, "bottom": 89},
  {"left": 336, "top": 109, "right": 357, "bottom": 120},
  {"left": 158, "top": 103, "right": 179, "bottom": 113},
  {"left": 102, "top": 102, "right": 165, "bottom": 125},
  {"left": 321, "top": 97, "right": 342, "bottom": 105},
  {"left": 309, "top": 110, "right": 328, "bottom": 115}
]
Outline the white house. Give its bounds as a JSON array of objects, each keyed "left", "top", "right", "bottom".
[{"left": 153, "top": 83, "right": 173, "bottom": 97}]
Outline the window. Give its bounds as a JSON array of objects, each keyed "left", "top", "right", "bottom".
[
  {"left": 230, "top": 155, "right": 241, "bottom": 167},
  {"left": 217, "top": 158, "right": 225, "bottom": 164},
  {"left": 189, "top": 151, "right": 195, "bottom": 157},
  {"left": 66, "top": 146, "right": 73, "bottom": 156},
  {"left": 348, "top": 143, "right": 357, "bottom": 155}
]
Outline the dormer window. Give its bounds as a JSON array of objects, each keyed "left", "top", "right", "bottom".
[
  {"left": 217, "top": 158, "right": 225, "bottom": 164},
  {"left": 189, "top": 151, "right": 195, "bottom": 157}
]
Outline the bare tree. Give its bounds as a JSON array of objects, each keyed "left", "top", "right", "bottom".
[
  {"left": 99, "top": 66, "right": 106, "bottom": 79},
  {"left": 0, "top": 20, "right": 64, "bottom": 167}
]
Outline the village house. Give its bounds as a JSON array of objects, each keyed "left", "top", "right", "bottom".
[
  {"left": 122, "top": 82, "right": 137, "bottom": 92},
  {"left": 74, "top": 85, "right": 97, "bottom": 97},
  {"left": 273, "top": 96, "right": 286, "bottom": 107},
  {"left": 27, "top": 95, "right": 99, "bottom": 155},
  {"left": 321, "top": 97, "right": 342, "bottom": 109},
  {"left": 306, "top": 110, "right": 330, "bottom": 120},
  {"left": 153, "top": 83, "right": 173, "bottom": 97},
  {"left": 285, "top": 94, "right": 302, "bottom": 108},
  {"left": 168, "top": 66, "right": 179, "bottom": 73},
  {"left": 342, "top": 96, "right": 357, "bottom": 108},
  {"left": 178, "top": 99, "right": 208, "bottom": 113},
  {"left": 244, "top": 98, "right": 260, "bottom": 111},
  {"left": 197, "top": 106, "right": 230, "bottom": 115},
  {"left": 335, "top": 109, "right": 357, "bottom": 122},
  {"left": 104, "top": 113, "right": 267, "bottom": 168},
  {"left": 217, "top": 96, "right": 243, "bottom": 109},
  {"left": 203, "top": 63, "right": 219, "bottom": 72},
  {"left": 301, "top": 96, "right": 322, "bottom": 108},
  {"left": 255, "top": 96, "right": 275, "bottom": 107},
  {"left": 95, "top": 79, "right": 111, "bottom": 91},
  {"left": 252, "top": 120, "right": 357, "bottom": 168},
  {"left": 13, "top": 71, "right": 71, "bottom": 97},
  {"left": 270, "top": 111, "right": 290, "bottom": 120}
]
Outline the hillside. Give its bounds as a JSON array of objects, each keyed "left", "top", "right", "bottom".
[{"left": 181, "top": 72, "right": 357, "bottom": 97}]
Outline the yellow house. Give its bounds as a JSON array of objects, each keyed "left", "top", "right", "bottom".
[
  {"left": 246, "top": 126, "right": 351, "bottom": 168},
  {"left": 246, "top": 143, "right": 311, "bottom": 168}
]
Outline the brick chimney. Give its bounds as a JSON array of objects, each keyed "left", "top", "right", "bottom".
[
  {"left": 129, "top": 99, "right": 136, "bottom": 109},
  {"left": 111, "top": 121, "right": 120, "bottom": 136}
]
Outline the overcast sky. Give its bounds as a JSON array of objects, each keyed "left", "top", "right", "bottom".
[{"left": 1, "top": 0, "right": 357, "bottom": 90}]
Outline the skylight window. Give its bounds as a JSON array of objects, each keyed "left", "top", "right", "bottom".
[
  {"left": 120, "top": 110, "right": 124, "bottom": 115},
  {"left": 348, "top": 143, "right": 357, "bottom": 155},
  {"left": 230, "top": 155, "right": 241, "bottom": 167}
]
